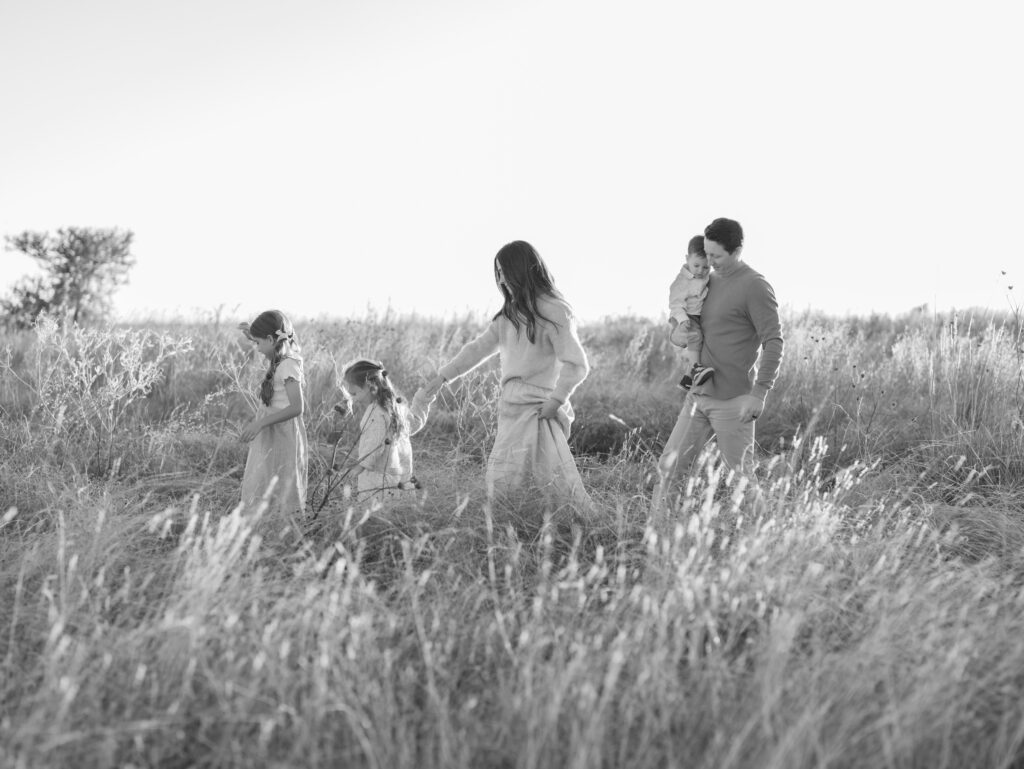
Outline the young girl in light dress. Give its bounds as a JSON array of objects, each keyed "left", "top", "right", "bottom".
[
  {"left": 237, "top": 310, "right": 308, "bottom": 514},
  {"left": 422, "top": 240, "right": 593, "bottom": 511},
  {"left": 342, "top": 359, "right": 433, "bottom": 506}
]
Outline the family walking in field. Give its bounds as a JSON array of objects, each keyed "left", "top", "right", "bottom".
[{"left": 236, "top": 217, "right": 784, "bottom": 519}]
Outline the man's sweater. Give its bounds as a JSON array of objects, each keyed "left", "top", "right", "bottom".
[
  {"left": 692, "top": 260, "right": 784, "bottom": 401},
  {"left": 438, "top": 295, "right": 589, "bottom": 403}
]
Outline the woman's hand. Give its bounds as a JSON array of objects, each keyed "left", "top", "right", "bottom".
[
  {"left": 422, "top": 374, "right": 446, "bottom": 398},
  {"left": 239, "top": 417, "right": 263, "bottom": 442},
  {"left": 538, "top": 397, "right": 562, "bottom": 421}
]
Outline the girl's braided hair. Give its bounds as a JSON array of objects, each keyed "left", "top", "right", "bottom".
[
  {"left": 343, "top": 359, "right": 409, "bottom": 439},
  {"left": 248, "top": 310, "right": 300, "bottom": 406}
]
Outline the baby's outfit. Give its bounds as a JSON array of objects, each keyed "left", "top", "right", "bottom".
[
  {"left": 668, "top": 265, "right": 709, "bottom": 351},
  {"left": 668, "top": 266, "right": 714, "bottom": 389}
]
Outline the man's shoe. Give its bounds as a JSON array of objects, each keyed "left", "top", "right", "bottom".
[{"left": 691, "top": 365, "right": 715, "bottom": 387}]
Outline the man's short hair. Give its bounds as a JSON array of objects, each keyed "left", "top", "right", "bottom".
[
  {"left": 704, "top": 218, "right": 744, "bottom": 253},
  {"left": 687, "top": 235, "right": 705, "bottom": 256}
]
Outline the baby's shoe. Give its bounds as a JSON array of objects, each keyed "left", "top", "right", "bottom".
[
  {"left": 691, "top": 364, "right": 715, "bottom": 387},
  {"left": 678, "top": 372, "right": 693, "bottom": 391}
]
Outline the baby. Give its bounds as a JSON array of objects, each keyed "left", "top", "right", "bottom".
[{"left": 668, "top": 235, "right": 715, "bottom": 389}]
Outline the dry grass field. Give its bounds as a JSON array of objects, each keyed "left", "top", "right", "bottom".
[{"left": 2, "top": 308, "right": 1023, "bottom": 768}]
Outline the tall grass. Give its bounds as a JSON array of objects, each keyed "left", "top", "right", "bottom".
[{"left": 1, "top": 308, "right": 1023, "bottom": 767}]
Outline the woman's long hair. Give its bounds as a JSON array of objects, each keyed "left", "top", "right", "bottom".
[
  {"left": 343, "top": 359, "right": 408, "bottom": 440},
  {"left": 248, "top": 309, "right": 300, "bottom": 406},
  {"left": 493, "top": 240, "right": 562, "bottom": 343}
]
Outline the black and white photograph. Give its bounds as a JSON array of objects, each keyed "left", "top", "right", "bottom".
[{"left": 2, "top": 0, "right": 1022, "bottom": 766}]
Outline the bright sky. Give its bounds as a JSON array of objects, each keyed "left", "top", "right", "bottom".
[{"left": 1, "top": 0, "right": 1021, "bottom": 324}]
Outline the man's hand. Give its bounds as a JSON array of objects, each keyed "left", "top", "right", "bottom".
[
  {"left": 737, "top": 394, "right": 765, "bottom": 424},
  {"left": 538, "top": 397, "right": 562, "bottom": 421},
  {"left": 669, "top": 317, "right": 690, "bottom": 347}
]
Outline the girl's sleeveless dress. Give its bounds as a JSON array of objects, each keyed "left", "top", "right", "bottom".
[{"left": 240, "top": 356, "right": 308, "bottom": 514}]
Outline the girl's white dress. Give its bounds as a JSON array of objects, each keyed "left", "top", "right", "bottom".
[
  {"left": 355, "top": 391, "right": 432, "bottom": 505},
  {"left": 241, "top": 356, "right": 308, "bottom": 514}
]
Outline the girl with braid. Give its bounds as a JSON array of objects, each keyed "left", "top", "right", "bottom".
[
  {"left": 342, "top": 359, "right": 433, "bottom": 506},
  {"left": 237, "top": 310, "right": 308, "bottom": 514}
]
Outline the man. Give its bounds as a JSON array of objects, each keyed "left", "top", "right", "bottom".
[{"left": 652, "top": 217, "right": 784, "bottom": 512}]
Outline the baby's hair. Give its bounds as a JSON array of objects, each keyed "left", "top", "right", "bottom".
[
  {"left": 343, "top": 359, "right": 409, "bottom": 439},
  {"left": 493, "top": 240, "right": 564, "bottom": 344},
  {"left": 687, "top": 235, "right": 706, "bottom": 256},
  {"left": 248, "top": 309, "right": 299, "bottom": 406}
]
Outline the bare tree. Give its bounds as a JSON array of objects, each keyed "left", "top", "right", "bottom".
[{"left": 2, "top": 227, "right": 135, "bottom": 327}]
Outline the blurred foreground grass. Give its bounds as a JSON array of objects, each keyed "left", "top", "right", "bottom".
[{"left": 1, "top": 308, "right": 1023, "bottom": 768}]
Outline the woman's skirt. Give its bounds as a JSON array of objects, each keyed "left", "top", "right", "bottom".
[{"left": 486, "top": 378, "right": 593, "bottom": 512}]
